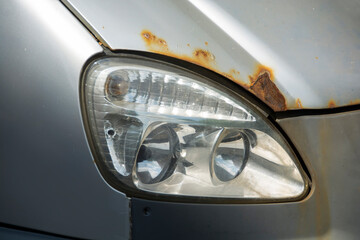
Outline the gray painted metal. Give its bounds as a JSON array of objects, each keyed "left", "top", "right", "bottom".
[
  {"left": 0, "top": 1, "right": 129, "bottom": 239},
  {"left": 278, "top": 110, "right": 360, "bottom": 239},
  {"left": 0, "top": 227, "right": 67, "bottom": 240},
  {"left": 132, "top": 110, "right": 360, "bottom": 239},
  {"left": 63, "top": 0, "right": 360, "bottom": 110}
]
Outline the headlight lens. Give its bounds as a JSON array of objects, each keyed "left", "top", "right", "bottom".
[{"left": 83, "top": 56, "right": 308, "bottom": 200}]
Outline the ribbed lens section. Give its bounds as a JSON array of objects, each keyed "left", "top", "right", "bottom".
[{"left": 104, "top": 69, "right": 255, "bottom": 121}]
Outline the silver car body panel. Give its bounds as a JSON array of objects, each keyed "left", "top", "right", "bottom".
[
  {"left": 278, "top": 110, "right": 360, "bottom": 239},
  {"left": 63, "top": 0, "right": 360, "bottom": 110},
  {"left": 0, "top": 1, "right": 129, "bottom": 239},
  {"left": 0, "top": 0, "right": 359, "bottom": 239}
]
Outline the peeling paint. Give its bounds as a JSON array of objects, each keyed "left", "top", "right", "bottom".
[
  {"left": 227, "top": 65, "right": 287, "bottom": 111},
  {"left": 248, "top": 71, "right": 287, "bottom": 111},
  {"left": 248, "top": 64, "right": 275, "bottom": 84}
]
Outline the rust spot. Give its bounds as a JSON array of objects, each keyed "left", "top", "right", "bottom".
[
  {"left": 193, "top": 49, "right": 215, "bottom": 62},
  {"left": 141, "top": 30, "right": 169, "bottom": 52},
  {"left": 187, "top": 43, "right": 190, "bottom": 47},
  {"left": 205, "top": 41, "right": 208, "bottom": 46},
  {"left": 98, "top": 42, "right": 103, "bottom": 46},
  {"left": 315, "top": 56, "right": 319, "bottom": 60},
  {"left": 296, "top": 98, "right": 303, "bottom": 108},
  {"left": 102, "top": 26, "right": 105, "bottom": 29},
  {"left": 349, "top": 99, "right": 360, "bottom": 105},
  {"left": 249, "top": 70, "right": 287, "bottom": 111},
  {"left": 229, "top": 69, "right": 240, "bottom": 76},
  {"left": 140, "top": 30, "right": 218, "bottom": 70},
  {"left": 328, "top": 99, "right": 336, "bottom": 108},
  {"left": 249, "top": 65, "right": 275, "bottom": 83},
  {"left": 224, "top": 69, "right": 243, "bottom": 86}
]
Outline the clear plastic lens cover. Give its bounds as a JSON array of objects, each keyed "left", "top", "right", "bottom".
[{"left": 83, "top": 56, "right": 308, "bottom": 200}]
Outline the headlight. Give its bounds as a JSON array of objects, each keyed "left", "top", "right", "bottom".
[{"left": 82, "top": 55, "right": 309, "bottom": 201}]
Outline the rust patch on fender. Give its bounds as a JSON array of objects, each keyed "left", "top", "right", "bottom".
[
  {"left": 140, "top": 30, "right": 288, "bottom": 111},
  {"left": 248, "top": 69, "right": 287, "bottom": 111}
]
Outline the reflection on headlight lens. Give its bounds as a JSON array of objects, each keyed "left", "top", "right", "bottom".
[
  {"left": 214, "top": 130, "right": 250, "bottom": 182},
  {"left": 136, "top": 124, "right": 179, "bottom": 184}
]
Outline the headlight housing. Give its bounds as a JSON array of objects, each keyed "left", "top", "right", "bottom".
[{"left": 82, "top": 55, "right": 309, "bottom": 202}]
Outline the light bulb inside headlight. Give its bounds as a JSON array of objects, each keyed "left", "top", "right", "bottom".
[{"left": 83, "top": 56, "right": 308, "bottom": 201}]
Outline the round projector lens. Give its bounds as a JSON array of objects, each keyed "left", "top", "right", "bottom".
[
  {"left": 213, "top": 129, "right": 250, "bottom": 182},
  {"left": 135, "top": 124, "right": 180, "bottom": 184}
]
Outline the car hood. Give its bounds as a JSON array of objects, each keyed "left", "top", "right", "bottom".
[{"left": 63, "top": 0, "right": 360, "bottom": 111}]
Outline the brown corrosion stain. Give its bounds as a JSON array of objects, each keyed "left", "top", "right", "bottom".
[
  {"left": 315, "top": 56, "right": 319, "bottom": 60},
  {"left": 205, "top": 41, "right": 208, "bottom": 46},
  {"left": 229, "top": 69, "right": 240, "bottom": 76},
  {"left": 187, "top": 43, "right": 190, "bottom": 47},
  {"left": 349, "top": 99, "right": 360, "bottom": 105},
  {"left": 193, "top": 49, "right": 215, "bottom": 62},
  {"left": 249, "top": 65, "right": 275, "bottom": 83},
  {"left": 140, "top": 30, "right": 288, "bottom": 111},
  {"left": 296, "top": 98, "right": 303, "bottom": 108},
  {"left": 141, "top": 30, "right": 169, "bottom": 52},
  {"left": 223, "top": 69, "right": 243, "bottom": 87},
  {"left": 248, "top": 65, "right": 287, "bottom": 111},
  {"left": 328, "top": 99, "right": 336, "bottom": 108},
  {"left": 140, "top": 30, "right": 216, "bottom": 69}
]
